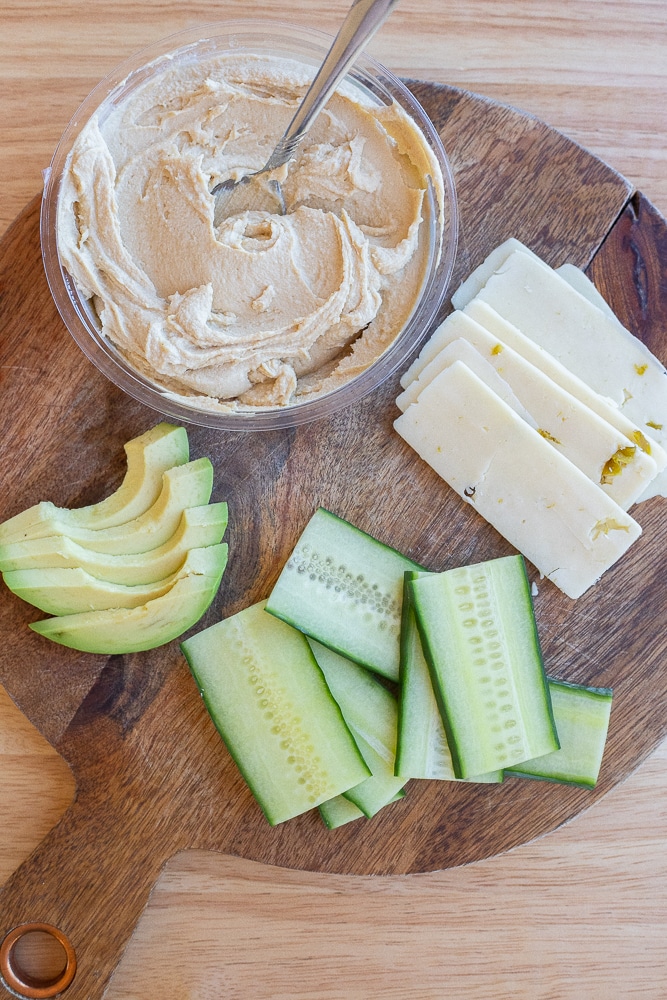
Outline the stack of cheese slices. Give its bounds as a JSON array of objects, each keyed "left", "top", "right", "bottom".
[{"left": 394, "top": 238, "right": 667, "bottom": 599}]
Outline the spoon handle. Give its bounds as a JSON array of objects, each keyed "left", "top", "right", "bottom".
[{"left": 263, "top": 0, "right": 400, "bottom": 172}]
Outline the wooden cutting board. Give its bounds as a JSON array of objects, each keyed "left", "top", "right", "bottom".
[{"left": 1, "top": 80, "right": 666, "bottom": 1000}]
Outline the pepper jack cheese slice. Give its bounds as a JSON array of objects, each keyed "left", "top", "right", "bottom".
[
  {"left": 555, "top": 263, "right": 667, "bottom": 493},
  {"left": 450, "top": 237, "right": 545, "bottom": 310},
  {"left": 462, "top": 301, "right": 667, "bottom": 470},
  {"left": 450, "top": 236, "right": 625, "bottom": 319},
  {"left": 397, "top": 337, "right": 538, "bottom": 427},
  {"left": 555, "top": 263, "right": 623, "bottom": 324},
  {"left": 397, "top": 318, "right": 658, "bottom": 510},
  {"left": 454, "top": 237, "right": 665, "bottom": 400},
  {"left": 401, "top": 310, "right": 484, "bottom": 387},
  {"left": 394, "top": 361, "right": 642, "bottom": 600},
  {"left": 467, "top": 250, "right": 667, "bottom": 464}
]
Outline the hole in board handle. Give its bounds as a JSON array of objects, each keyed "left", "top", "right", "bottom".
[{"left": 0, "top": 923, "right": 76, "bottom": 998}]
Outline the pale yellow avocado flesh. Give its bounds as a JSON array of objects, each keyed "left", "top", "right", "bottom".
[
  {"left": 29, "top": 545, "right": 228, "bottom": 654},
  {"left": 0, "top": 423, "right": 189, "bottom": 542},
  {"left": 8, "top": 458, "right": 215, "bottom": 556},
  {"left": 4, "top": 542, "right": 228, "bottom": 615},
  {"left": 0, "top": 502, "right": 228, "bottom": 584}
]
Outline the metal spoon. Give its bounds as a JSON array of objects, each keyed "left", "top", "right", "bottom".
[{"left": 212, "top": 0, "right": 400, "bottom": 226}]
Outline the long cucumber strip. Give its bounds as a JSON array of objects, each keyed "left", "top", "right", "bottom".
[
  {"left": 409, "top": 555, "right": 558, "bottom": 778},
  {"left": 342, "top": 732, "right": 407, "bottom": 817},
  {"left": 307, "top": 639, "right": 399, "bottom": 762},
  {"left": 506, "top": 678, "right": 612, "bottom": 786},
  {"left": 266, "top": 508, "right": 421, "bottom": 681},
  {"left": 307, "top": 639, "right": 408, "bottom": 817},
  {"left": 396, "top": 573, "right": 502, "bottom": 783},
  {"left": 181, "top": 602, "right": 370, "bottom": 826},
  {"left": 319, "top": 795, "right": 366, "bottom": 829},
  {"left": 319, "top": 790, "right": 405, "bottom": 830}
]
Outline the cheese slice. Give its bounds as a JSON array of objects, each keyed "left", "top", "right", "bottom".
[
  {"left": 556, "top": 263, "right": 622, "bottom": 324},
  {"left": 453, "top": 237, "right": 620, "bottom": 320},
  {"left": 450, "top": 237, "right": 546, "bottom": 310},
  {"left": 468, "top": 249, "right": 667, "bottom": 447},
  {"left": 396, "top": 337, "right": 537, "bottom": 427},
  {"left": 401, "top": 310, "right": 488, "bottom": 387},
  {"left": 461, "top": 301, "right": 656, "bottom": 440},
  {"left": 463, "top": 299, "right": 667, "bottom": 502},
  {"left": 451, "top": 238, "right": 622, "bottom": 318},
  {"left": 394, "top": 361, "right": 642, "bottom": 600},
  {"left": 454, "top": 239, "right": 661, "bottom": 383},
  {"left": 555, "top": 263, "right": 667, "bottom": 491},
  {"left": 397, "top": 318, "right": 658, "bottom": 509}
]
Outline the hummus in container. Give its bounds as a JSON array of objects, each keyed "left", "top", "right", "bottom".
[{"left": 44, "top": 23, "right": 458, "bottom": 427}]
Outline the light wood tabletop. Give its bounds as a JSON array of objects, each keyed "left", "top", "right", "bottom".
[{"left": 1, "top": 1, "right": 666, "bottom": 997}]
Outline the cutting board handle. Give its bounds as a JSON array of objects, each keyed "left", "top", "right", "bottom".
[{"left": 0, "top": 788, "right": 173, "bottom": 1000}]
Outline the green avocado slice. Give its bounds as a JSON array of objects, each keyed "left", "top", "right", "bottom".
[
  {"left": 0, "top": 502, "right": 228, "bottom": 584},
  {"left": 3, "top": 541, "right": 228, "bottom": 615},
  {"left": 0, "top": 423, "right": 189, "bottom": 542},
  {"left": 8, "top": 458, "right": 214, "bottom": 556},
  {"left": 29, "top": 544, "right": 228, "bottom": 654}
]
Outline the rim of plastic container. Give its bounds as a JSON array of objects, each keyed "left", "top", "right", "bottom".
[{"left": 41, "top": 18, "right": 459, "bottom": 431}]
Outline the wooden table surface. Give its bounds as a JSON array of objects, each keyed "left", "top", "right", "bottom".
[{"left": 1, "top": 1, "right": 666, "bottom": 996}]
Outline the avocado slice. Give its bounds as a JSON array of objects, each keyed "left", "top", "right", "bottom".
[
  {"left": 0, "top": 502, "right": 228, "bottom": 584},
  {"left": 3, "top": 539, "right": 229, "bottom": 615},
  {"left": 0, "top": 423, "right": 189, "bottom": 542},
  {"left": 29, "top": 544, "right": 228, "bottom": 654},
  {"left": 9, "top": 458, "right": 214, "bottom": 556}
]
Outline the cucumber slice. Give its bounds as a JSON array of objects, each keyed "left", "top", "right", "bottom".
[
  {"left": 307, "top": 639, "right": 408, "bottom": 817},
  {"left": 308, "top": 639, "right": 407, "bottom": 819},
  {"left": 396, "top": 573, "right": 502, "bottom": 783},
  {"left": 181, "top": 603, "right": 370, "bottom": 826},
  {"left": 319, "top": 795, "right": 366, "bottom": 829},
  {"left": 318, "top": 790, "right": 405, "bottom": 830},
  {"left": 307, "top": 639, "right": 400, "bottom": 762},
  {"left": 409, "top": 555, "right": 558, "bottom": 778},
  {"left": 342, "top": 731, "right": 407, "bottom": 817},
  {"left": 266, "top": 508, "right": 421, "bottom": 681},
  {"left": 506, "top": 678, "right": 613, "bottom": 787}
]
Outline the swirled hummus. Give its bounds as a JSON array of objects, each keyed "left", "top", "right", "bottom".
[{"left": 57, "top": 51, "right": 444, "bottom": 411}]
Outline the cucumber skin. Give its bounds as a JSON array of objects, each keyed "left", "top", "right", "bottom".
[
  {"left": 307, "top": 638, "right": 399, "bottom": 760},
  {"left": 409, "top": 556, "right": 558, "bottom": 779},
  {"left": 341, "top": 730, "right": 408, "bottom": 818},
  {"left": 319, "top": 789, "right": 405, "bottom": 829},
  {"left": 396, "top": 570, "right": 456, "bottom": 779}
]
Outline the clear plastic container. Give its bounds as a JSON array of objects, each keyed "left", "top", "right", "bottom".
[{"left": 41, "top": 20, "right": 458, "bottom": 431}]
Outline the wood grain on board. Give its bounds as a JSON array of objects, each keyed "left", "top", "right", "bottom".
[{"left": 0, "top": 67, "right": 666, "bottom": 997}]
